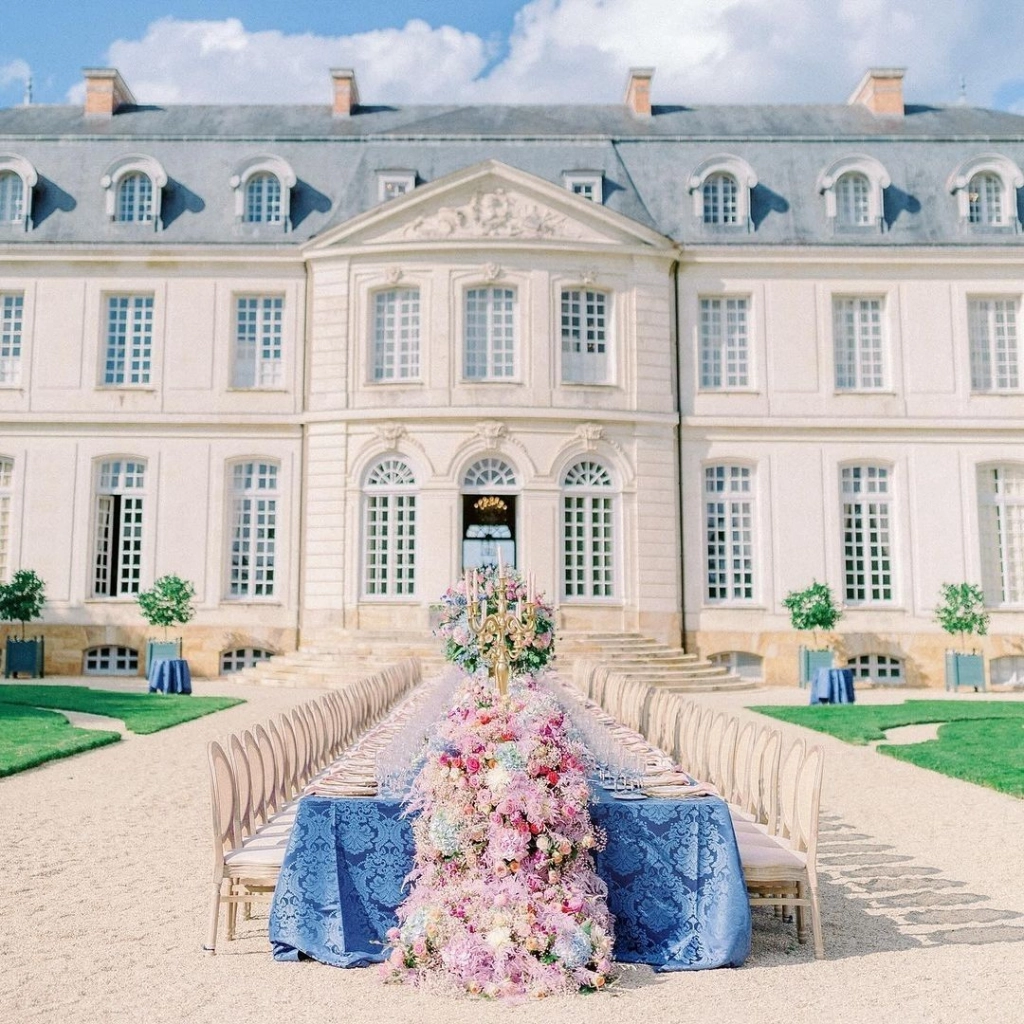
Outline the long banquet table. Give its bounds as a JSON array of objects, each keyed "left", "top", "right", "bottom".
[{"left": 268, "top": 786, "right": 751, "bottom": 971}]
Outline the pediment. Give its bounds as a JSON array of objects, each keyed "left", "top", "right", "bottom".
[{"left": 306, "top": 160, "right": 671, "bottom": 252}]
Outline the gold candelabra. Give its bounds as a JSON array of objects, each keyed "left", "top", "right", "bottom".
[{"left": 465, "top": 559, "right": 537, "bottom": 698}]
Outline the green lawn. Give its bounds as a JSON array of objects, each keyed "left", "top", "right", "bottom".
[
  {"left": 0, "top": 703, "right": 120, "bottom": 777},
  {"left": 0, "top": 683, "right": 245, "bottom": 777},
  {"left": 749, "top": 700, "right": 1024, "bottom": 798}
]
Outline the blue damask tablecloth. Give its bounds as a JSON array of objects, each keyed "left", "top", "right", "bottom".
[
  {"left": 269, "top": 790, "right": 750, "bottom": 971},
  {"left": 147, "top": 658, "right": 191, "bottom": 695},
  {"left": 810, "top": 667, "right": 855, "bottom": 705}
]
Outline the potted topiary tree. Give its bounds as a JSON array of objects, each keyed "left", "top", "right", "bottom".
[
  {"left": 138, "top": 574, "right": 196, "bottom": 676},
  {"left": 936, "top": 582, "right": 989, "bottom": 692},
  {"left": 1, "top": 569, "right": 46, "bottom": 678},
  {"left": 783, "top": 580, "right": 843, "bottom": 687}
]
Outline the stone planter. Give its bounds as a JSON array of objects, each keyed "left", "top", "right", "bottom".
[
  {"left": 944, "top": 651, "right": 985, "bottom": 692},
  {"left": 4, "top": 636, "right": 45, "bottom": 678},
  {"left": 798, "top": 647, "right": 833, "bottom": 688},
  {"left": 145, "top": 638, "right": 182, "bottom": 677}
]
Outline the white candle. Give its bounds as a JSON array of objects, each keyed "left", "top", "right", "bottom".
[{"left": 497, "top": 547, "right": 504, "bottom": 576}]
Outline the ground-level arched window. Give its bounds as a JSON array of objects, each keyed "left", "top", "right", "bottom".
[
  {"left": 848, "top": 653, "right": 904, "bottom": 685},
  {"left": 363, "top": 458, "right": 417, "bottom": 597},
  {"left": 709, "top": 651, "right": 763, "bottom": 680},
  {"left": 220, "top": 647, "right": 275, "bottom": 673},
  {"left": 990, "top": 655, "right": 1024, "bottom": 688},
  {"left": 84, "top": 645, "right": 139, "bottom": 675},
  {"left": 227, "top": 461, "right": 279, "bottom": 599},
  {"left": 562, "top": 460, "right": 615, "bottom": 598}
]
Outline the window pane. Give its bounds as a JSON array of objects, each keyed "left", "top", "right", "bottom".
[
  {"left": 968, "top": 298, "right": 1019, "bottom": 392},
  {"left": 104, "top": 295, "right": 153, "bottom": 385},
  {"left": 704, "top": 465, "right": 754, "bottom": 601},
  {"left": 841, "top": 465, "right": 892, "bottom": 602},
  {"left": 979, "top": 464, "right": 1024, "bottom": 605},
  {"left": 562, "top": 461, "right": 615, "bottom": 598},
  {"left": 836, "top": 173, "right": 871, "bottom": 226},
  {"left": 245, "top": 174, "right": 282, "bottom": 224},
  {"left": 0, "top": 172, "right": 24, "bottom": 222},
  {"left": 703, "top": 173, "right": 738, "bottom": 225},
  {"left": 699, "top": 297, "right": 749, "bottom": 388},
  {"left": 228, "top": 461, "right": 279, "bottom": 598},
  {"left": 561, "top": 289, "right": 608, "bottom": 384},
  {"left": 0, "top": 457, "right": 12, "bottom": 583},
  {"left": 363, "top": 459, "right": 417, "bottom": 597},
  {"left": 233, "top": 296, "right": 284, "bottom": 388},
  {"left": 833, "top": 297, "right": 885, "bottom": 389},
  {"left": 465, "top": 288, "right": 516, "bottom": 379},
  {"left": 373, "top": 289, "right": 420, "bottom": 380},
  {"left": 0, "top": 292, "right": 23, "bottom": 385},
  {"left": 117, "top": 173, "right": 153, "bottom": 223}
]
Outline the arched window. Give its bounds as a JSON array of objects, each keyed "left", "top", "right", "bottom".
[
  {"left": 702, "top": 173, "right": 739, "bottom": 225},
  {"left": 245, "top": 173, "right": 282, "bottom": 224},
  {"left": 84, "top": 645, "right": 139, "bottom": 675},
  {"left": 0, "top": 171, "right": 24, "bottom": 223},
  {"left": 848, "top": 653, "right": 904, "bottom": 685},
  {"left": 227, "top": 461, "right": 279, "bottom": 599},
  {"left": 990, "top": 655, "right": 1024, "bottom": 688},
  {"left": 116, "top": 173, "right": 153, "bottom": 223},
  {"left": 363, "top": 458, "right": 417, "bottom": 597},
  {"left": 840, "top": 464, "right": 893, "bottom": 603},
  {"left": 372, "top": 288, "right": 421, "bottom": 380},
  {"left": 709, "top": 651, "right": 763, "bottom": 680},
  {"left": 835, "top": 172, "right": 871, "bottom": 227},
  {"left": 220, "top": 647, "right": 275, "bottom": 674},
  {"left": 93, "top": 458, "right": 146, "bottom": 597},
  {"left": 968, "top": 172, "right": 1005, "bottom": 226},
  {"left": 0, "top": 456, "right": 13, "bottom": 582},
  {"left": 464, "top": 287, "right": 516, "bottom": 380},
  {"left": 978, "top": 464, "right": 1024, "bottom": 606},
  {"left": 948, "top": 155, "right": 1024, "bottom": 229},
  {"left": 561, "top": 288, "right": 610, "bottom": 384},
  {"left": 463, "top": 458, "right": 517, "bottom": 490},
  {"left": 562, "top": 460, "right": 615, "bottom": 599},
  {"left": 704, "top": 464, "right": 755, "bottom": 602}
]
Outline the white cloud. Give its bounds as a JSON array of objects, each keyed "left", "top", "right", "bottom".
[
  {"left": 62, "top": 3, "right": 1024, "bottom": 112},
  {"left": 1, "top": 58, "right": 31, "bottom": 88}
]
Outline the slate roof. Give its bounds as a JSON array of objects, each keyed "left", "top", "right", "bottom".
[{"left": 1, "top": 100, "right": 1023, "bottom": 247}]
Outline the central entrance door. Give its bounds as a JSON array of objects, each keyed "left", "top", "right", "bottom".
[{"left": 462, "top": 493, "right": 516, "bottom": 570}]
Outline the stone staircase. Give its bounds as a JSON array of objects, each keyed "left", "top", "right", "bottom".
[{"left": 228, "top": 629, "right": 754, "bottom": 693}]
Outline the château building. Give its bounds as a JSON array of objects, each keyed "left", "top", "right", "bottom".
[{"left": 1, "top": 65, "right": 1022, "bottom": 686}]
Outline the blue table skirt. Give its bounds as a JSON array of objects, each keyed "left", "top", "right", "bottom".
[
  {"left": 269, "top": 790, "right": 750, "bottom": 972},
  {"left": 148, "top": 658, "right": 191, "bottom": 695},
  {"left": 810, "top": 667, "right": 855, "bottom": 705}
]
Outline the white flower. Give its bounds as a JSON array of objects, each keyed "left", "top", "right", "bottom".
[
  {"left": 485, "top": 764, "right": 511, "bottom": 793},
  {"left": 485, "top": 926, "right": 513, "bottom": 950}
]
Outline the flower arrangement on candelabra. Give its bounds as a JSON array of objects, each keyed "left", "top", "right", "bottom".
[
  {"left": 434, "top": 564, "right": 555, "bottom": 680},
  {"left": 381, "top": 676, "right": 613, "bottom": 997}
]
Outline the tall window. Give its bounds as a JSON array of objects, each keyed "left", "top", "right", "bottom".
[
  {"left": 0, "top": 457, "right": 12, "bottom": 583},
  {"left": 968, "top": 298, "right": 1019, "bottom": 392},
  {"left": 833, "top": 297, "right": 885, "bottom": 390},
  {"left": 464, "top": 287, "right": 516, "bottom": 379},
  {"left": 968, "top": 172, "right": 1005, "bottom": 226},
  {"left": 561, "top": 289, "right": 609, "bottom": 384},
  {"left": 978, "top": 465, "right": 1024, "bottom": 606},
  {"left": 841, "top": 465, "right": 892, "bottom": 603},
  {"left": 835, "top": 172, "right": 871, "bottom": 227},
  {"left": 704, "top": 465, "right": 755, "bottom": 601},
  {"left": 93, "top": 459, "right": 146, "bottom": 597},
  {"left": 699, "top": 297, "right": 749, "bottom": 389},
  {"left": 104, "top": 295, "right": 153, "bottom": 385},
  {"left": 233, "top": 296, "right": 284, "bottom": 388},
  {"left": 562, "top": 461, "right": 615, "bottom": 599},
  {"left": 372, "top": 289, "right": 420, "bottom": 380},
  {"left": 0, "top": 293, "right": 23, "bottom": 385},
  {"left": 228, "top": 461, "right": 279, "bottom": 599},
  {"left": 244, "top": 174, "right": 282, "bottom": 224},
  {"left": 363, "top": 458, "right": 417, "bottom": 597},
  {"left": 702, "top": 173, "right": 738, "bottom": 224},
  {"left": 0, "top": 172, "right": 24, "bottom": 223},
  {"left": 116, "top": 173, "right": 153, "bottom": 223}
]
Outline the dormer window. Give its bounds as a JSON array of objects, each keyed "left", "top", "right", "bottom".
[
  {"left": 948, "top": 155, "right": 1023, "bottom": 231},
  {"left": 689, "top": 155, "right": 757, "bottom": 229},
  {"left": 0, "top": 155, "right": 39, "bottom": 230},
  {"left": 102, "top": 155, "right": 167, "bottom": 230},
  {"left": 817, "top": 155, "right": 890, "bottom": 231},
  {"left": 563, "top": 172, "right": 603, "bottom": 203},
  {"left": 377, "top": 171, "right": 416, "bottom": 202},
  {"left": 230, "top": 156, "right": 296, "bottom": 231}
]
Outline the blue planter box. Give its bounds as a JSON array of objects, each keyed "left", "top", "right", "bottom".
[
  {"left": 5, "top": 637, "right": 45, "bottom": 678},
  {"left": 146, "top": 638, "right": 182, "bottom": 676},
  {"left": 799, "top": 647, "right": 833, "bottom": 688},
  {"left": 945, "top": 652, "right": 985, "bottom": 692}
]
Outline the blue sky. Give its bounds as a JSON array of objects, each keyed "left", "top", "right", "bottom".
[{"left": 2, "top": 1, "right": 1024, "bottom": 113}]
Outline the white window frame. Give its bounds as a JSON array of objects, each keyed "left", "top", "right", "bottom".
[
  {"left": 978, "top": 464, "right": 1024, "bottom": 607},
  {"left": 0, "top": 456, "right": 13, "bottom": 583},
  {"left": 0, "top": 292, "right": 24, "bottom": 386},
  {"left": 463, "top": 286, "right": 517, "bottom": 381},
  {"left": 818, "top": 155, "right": 890, "bottom": 229},
  {"left": 84, "top": 645, "right": 139, "bottom": 675},
  {"left": 220, "top": 647, "right": 275, "bottom": 673},
  {"left": 363, "top": 458, "right": 417, "bottom": 598},
  {"left": 227, "top": 460, "right": 280, "bottom": 601},
  {"left": 832, "top": 296, "right": 887, "bottom": 391},
  {"left": 377, "top": 170, "right": 416, "bottom": 202},
  {"left": 230, "top": 156, "right": 296, "bottom": 230},
  {"left": 92, "top": 458, "right": 146, "bottom": 599},
  {"left": 562, "top": 460, "right": 616, "bottom": 600},
  {"left": 849, "top": 653, "right": 904, "bottom": 685},
  {"left": 232, "top": 295, "right": 285, "bottom": 389},
  {"left": 699, "top": 296, "right": 750, "bottom": 389},
  {"left": 835, "top": 172, "right": 872, "bottom": 227},
  {"left": 968, "top": 297, "right": 1020, "bottom": 392},
  {"left": 840, "top": 464, "right": 893, "bottom": 605},
  {"left": 371, "top": 288, "right": 421, "bottom": 381},
  {"left": 703, "top": 464, "right": 756, "bottom": 603},
  {"left": 563, "top": 172, "right": 603, "bottom": 203},
  {"left": 102, "top": 294, "right": 154, "bottom": 387},
  {"left": 0, "top": 154, "right": 37, "bottom": 230},
  {"left": 560, "top": 288, "right": 610, "bottom": 384},
  {"left": 101, "top": 155, "right": 167, "bottom": 229},
  {"left": 948, "top": 154, "right": 1023, "bottom": 229},
  {"left": 688, "top": 155, "right": 757, "bottom": 227},
  {"left": 244, "top": 174, "right": 282, "bottom": 225}
]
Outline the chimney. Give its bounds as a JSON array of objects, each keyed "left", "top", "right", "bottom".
[
  {"left": 83, "top": 68, "right": 136, "bottom": 118},
  {"left": 331, "top": 68, "right": 360, "bottom": 117},
  {"left": 848, "top": 67, "right": 906, "bottom": 117},
  {"left": 624, "top": 67, "right": 654, "bottom": 118}
]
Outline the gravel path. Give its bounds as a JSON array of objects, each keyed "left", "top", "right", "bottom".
[{"left": 2, "top": 677, "right": 1022, "bottom": 1024}]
